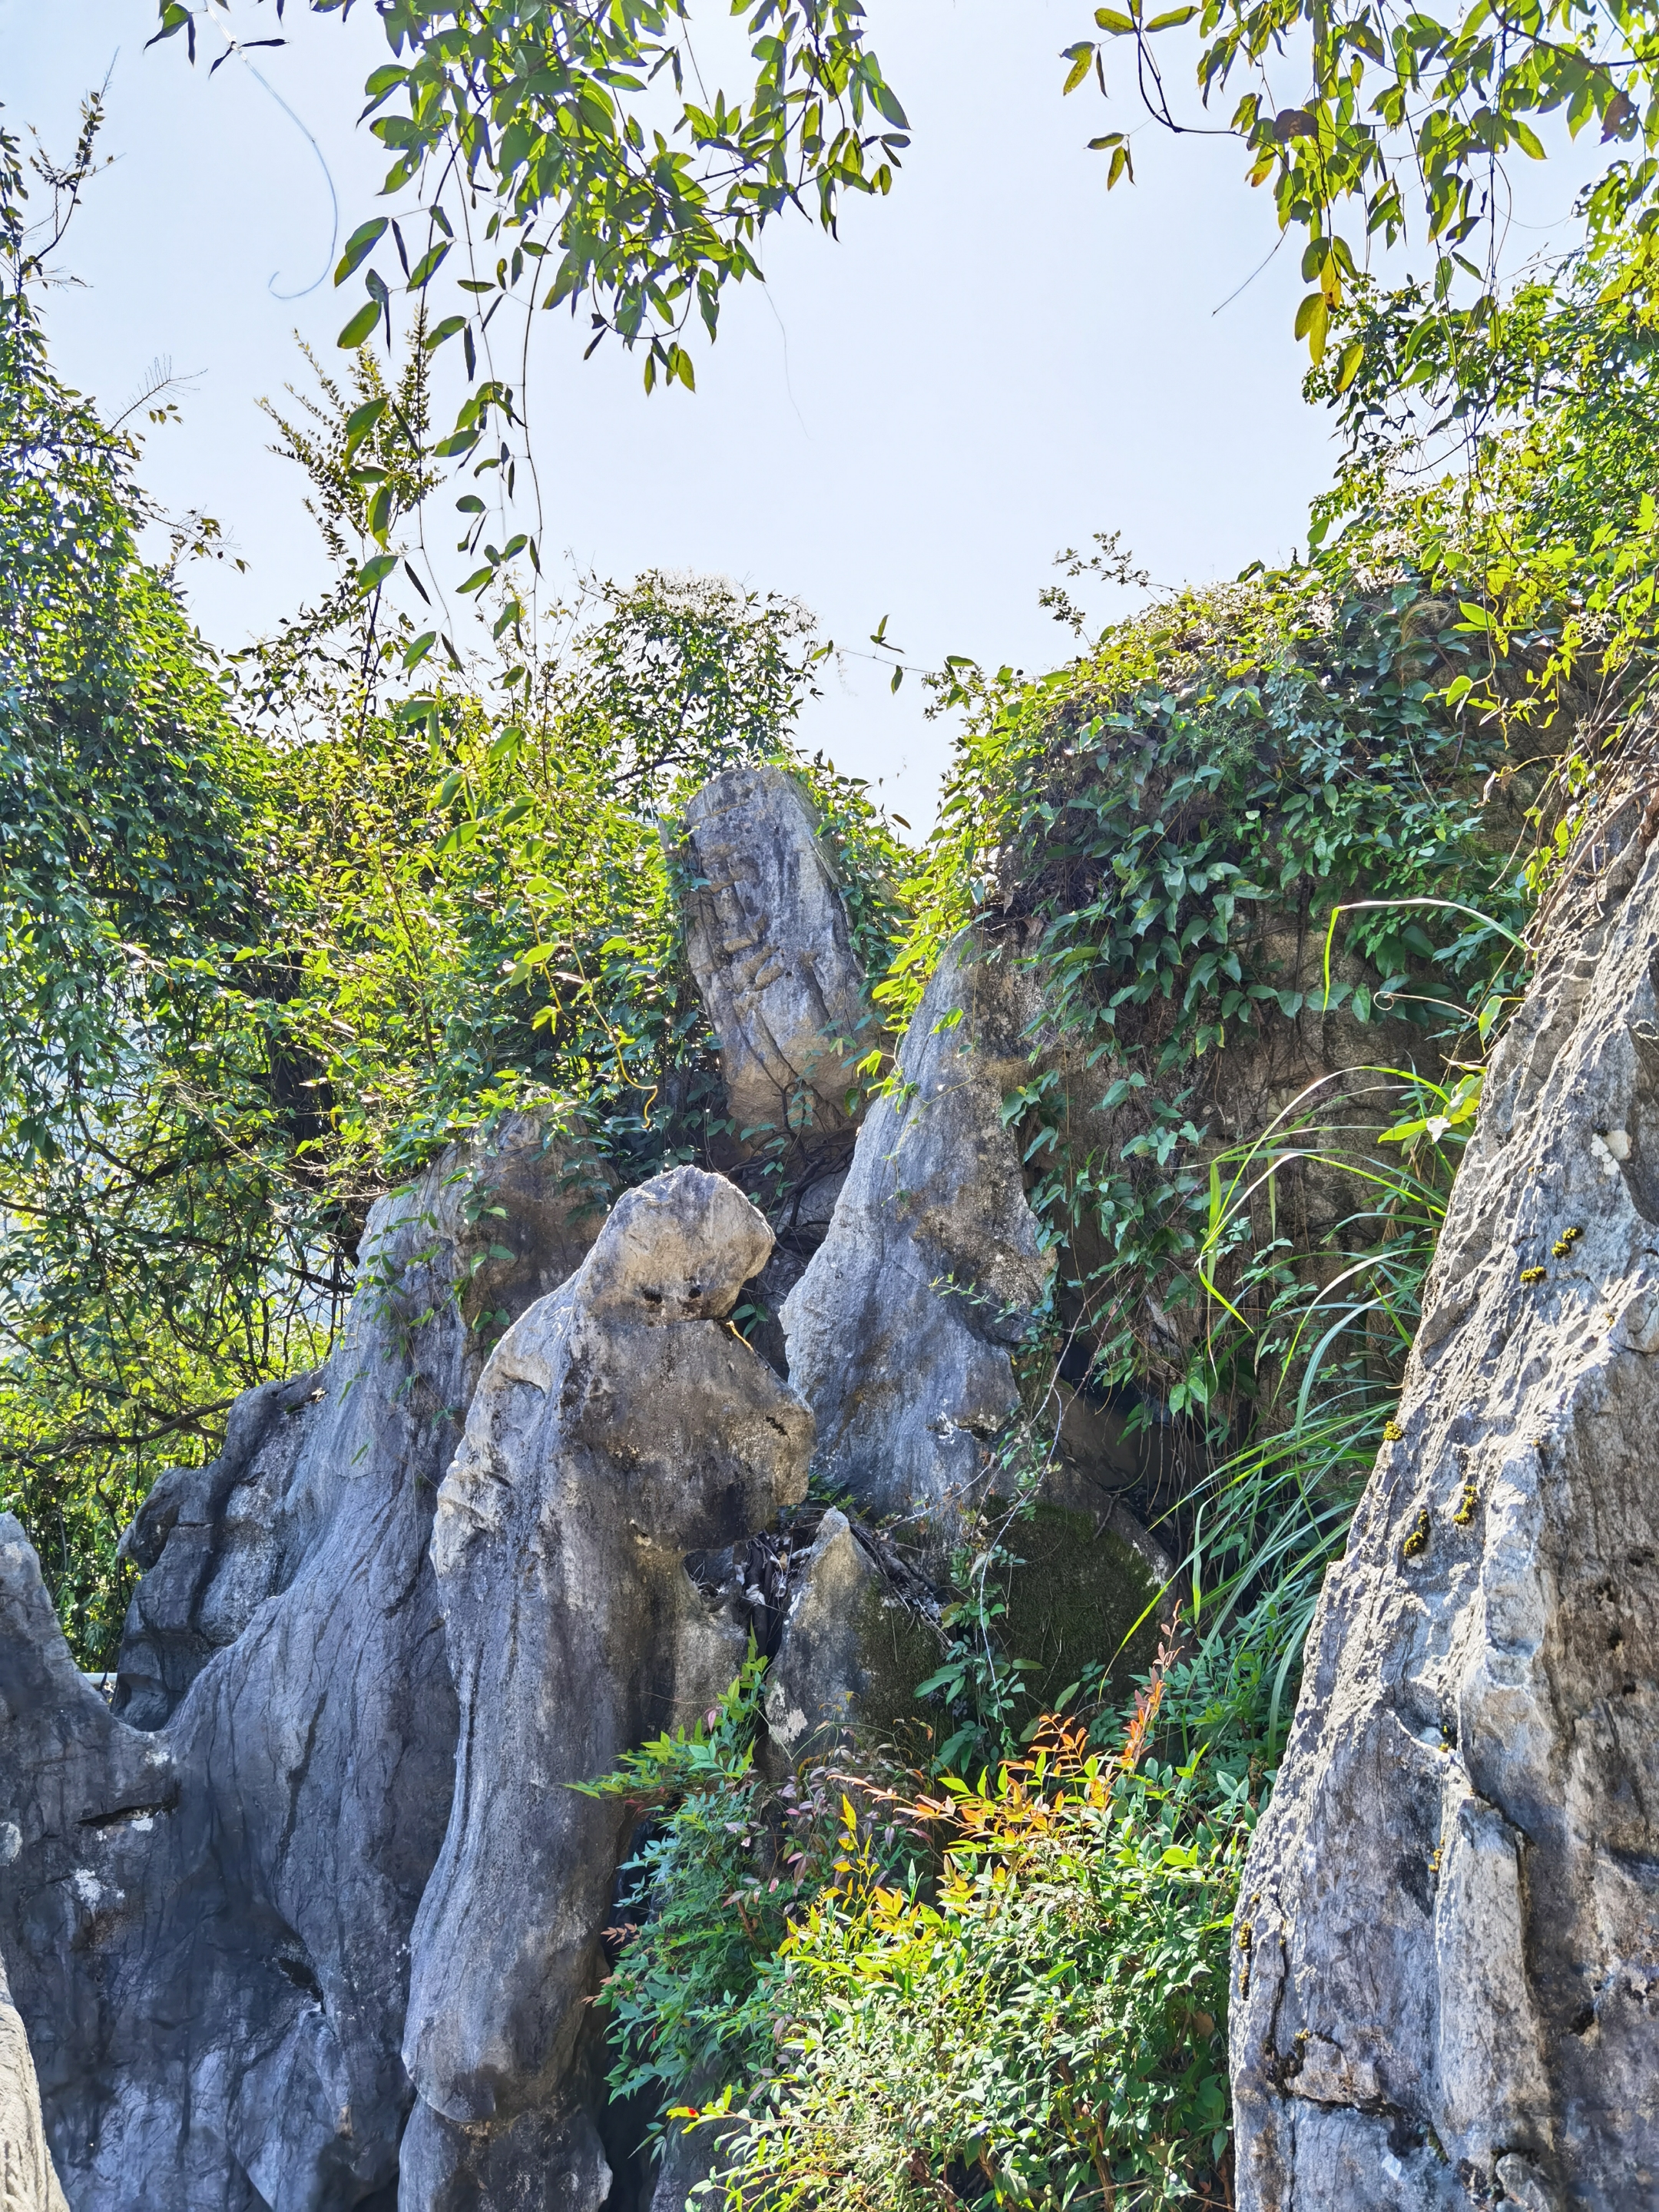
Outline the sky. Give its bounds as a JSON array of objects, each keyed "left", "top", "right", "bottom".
[{"left": 0, "top": 0, "right": 1596, "bottom": 822}]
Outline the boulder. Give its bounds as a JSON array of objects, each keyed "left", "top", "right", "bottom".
[
  {"left": 763, "top": 1508, "right": 940, "bottom": 1761},
  {"left": 402, "top": 1167, "right": 813, "bottom": 2204},
  {"left": 0, "top": 1947, "right": 67, "bottom": 2212},
  {"left": 1230, "top": 813, "right": 1659, "bottom": 2206},
  {"left": 680, "top": 766, "right": 872, "bottom": 1152},
  {"left": 0, "top": 1112, "right": 608, "bottom": 2212},
  {"left": 780, "top": 929, "right": 1054, "bottom": 1561}
]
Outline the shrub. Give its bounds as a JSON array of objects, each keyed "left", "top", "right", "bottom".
[
  {"left": 674, "top": 1629, "right": 1248, "bottom": 2212},
  {"left": 581, "top": 1654, "right": 927, "bottom": 2144}
]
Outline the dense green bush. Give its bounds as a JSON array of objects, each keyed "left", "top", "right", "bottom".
[
  {"left": 613, "top": 1628, "right": 1242, "bottom": 2211},
  {"left": 580, "top": 1654, "right": 837, "bottom": 2128}
]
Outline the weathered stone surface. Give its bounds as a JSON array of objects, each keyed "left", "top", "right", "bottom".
[
  {"left": 397, "top": 2098, "right": 613, "bottom": 2212},
  {"left": 680, "top": 767, "right": 871, "bottom": 1148},
  {"left": 780, "top": 929, "right": 1054, "bottom": 1561},
  {"left": 111, "top": 1369, "right": 325, "bottom": 1730},
  {"left": 0, "top": 1948, "right": 67, "bottom": 2212},
  {"left": 402, "top": 1167, "right": 813, "bottom": 2204},
  {"left": 0, "top": 1112, "right": 608, "bottom": 2212},
  {"left": 763, "top": 1508, "right": 938, "bottom": 1760},
  {"left": 1231, "top": 820, "right": 1659, "bottom": 2208}
]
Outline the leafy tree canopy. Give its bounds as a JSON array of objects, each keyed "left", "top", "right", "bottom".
[
  {"left": 1065, "top": 0, "right": 1659, "bottom": 387},
  {"left": 154, "top": 0, "right": 1659, "bottom": 461}
]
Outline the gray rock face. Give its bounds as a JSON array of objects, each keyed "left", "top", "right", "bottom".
[
  {"left": 680, "top": 767, "right": 871, "bottom": 1147},
  {"left": 763, "top": 1508, "right": 882, "bottom": 1759},
  {"left": 402, "top": 1167, "right": 813, "bottom": 2204},
  {"left": 1230, "top": 830, "right": 1659, "bottom": 2207},
  {"left": 647, "top": 2115, "right": 718, "bottom": 2212},
  {"left": 781, "top": 930, "right": 1054, "bottom": 1558},
  {"left": 111, "top": 1369, "right": 325, "bottom": 1730},
  {"left": 762, "top": 1508, "right": 935, "bottom": 1760},
  {"left": 0, "top": 1113, "right": 608, "bottom": 2212},
  {"left": 1, "top": 1948, "right": 67, "bottom": 2212}
]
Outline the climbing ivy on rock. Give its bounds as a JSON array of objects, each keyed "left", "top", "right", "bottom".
[{"left": 884, "top": 522, "right": 1540, "bottom": 1449}]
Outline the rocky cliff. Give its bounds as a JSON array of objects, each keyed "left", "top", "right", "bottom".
[
  {"left": 6, "top": 742, "right": 1640, "bottom": 2211},
  {"left": 0, "top": 1117, "right": 623, "bottom": 2210},
  {"left": 1231, "top": 797, "right": 1659, "bottom": 2208}
]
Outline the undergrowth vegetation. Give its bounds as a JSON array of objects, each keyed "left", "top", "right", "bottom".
[
  {"left": 10, "top": 67, "right": 1659, "bottom": 2212},
  {"left": 588, "top": 1628, "right": 1250, "bottom": 2210}
]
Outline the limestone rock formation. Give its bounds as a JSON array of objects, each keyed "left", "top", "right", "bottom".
[
  {"left": 1230, "top": 818, "right": 1659, "bottom": 2207},
  {"left": 647, "top": 2116, "right": 718, "bottom": 2212},
  {"left": 680, "top": 767, "right": 871, "bottom": 1150},
  {"left": 0, "top": 1949, "right": 67, "bottom": 2212},
  {"left": 0, "top": 1112, "right": 608, "bottom": 2212},
  {"left": 111, "top": 1368, "right": 326, "bottom": 1730},
  {"left": 763, "top": 1508, "right": 940, "bottom": 1760},
  {"left": 781, "top": 929, "right": 1054, "bottom": 1558},
  {"left": 402, "top": 1166, "right": 813, "bottom": 2204}
]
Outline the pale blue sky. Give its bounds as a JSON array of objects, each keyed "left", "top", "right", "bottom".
[{"left": 1, "top": 2, "right": 1595, "bottom": 820}]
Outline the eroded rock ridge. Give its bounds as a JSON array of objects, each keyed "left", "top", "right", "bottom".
[{"left": 1231, "top": 820, "right": 1659, "bottom": 2209}]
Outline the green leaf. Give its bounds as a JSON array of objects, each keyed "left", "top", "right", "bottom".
[
  {"left": 334, "top": 217, "right": 388, "bottom": 287},
  {"left": 144, "top": 5, "right": 192, "bottom": 49},
  {"left": 355, "top": 553, "right": 397, "bottom": 596},
  {"left": 343, "top": 397, "right": 388, "bottom": 456},
  {"left": 1293, "top": 290, "right": 1329, "bottom": 359},
  {"left": 1061, "top": 42, "right": 1095, "bottom": 94},
  {"left": 869, "top": 80, "right": 909, "bottom": 128},
  {"left": 407, "top": 240, "right": 452, "bottom": 291},
  {"left": 336, "top": 301, "right": 380, "bottom": 350}
]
